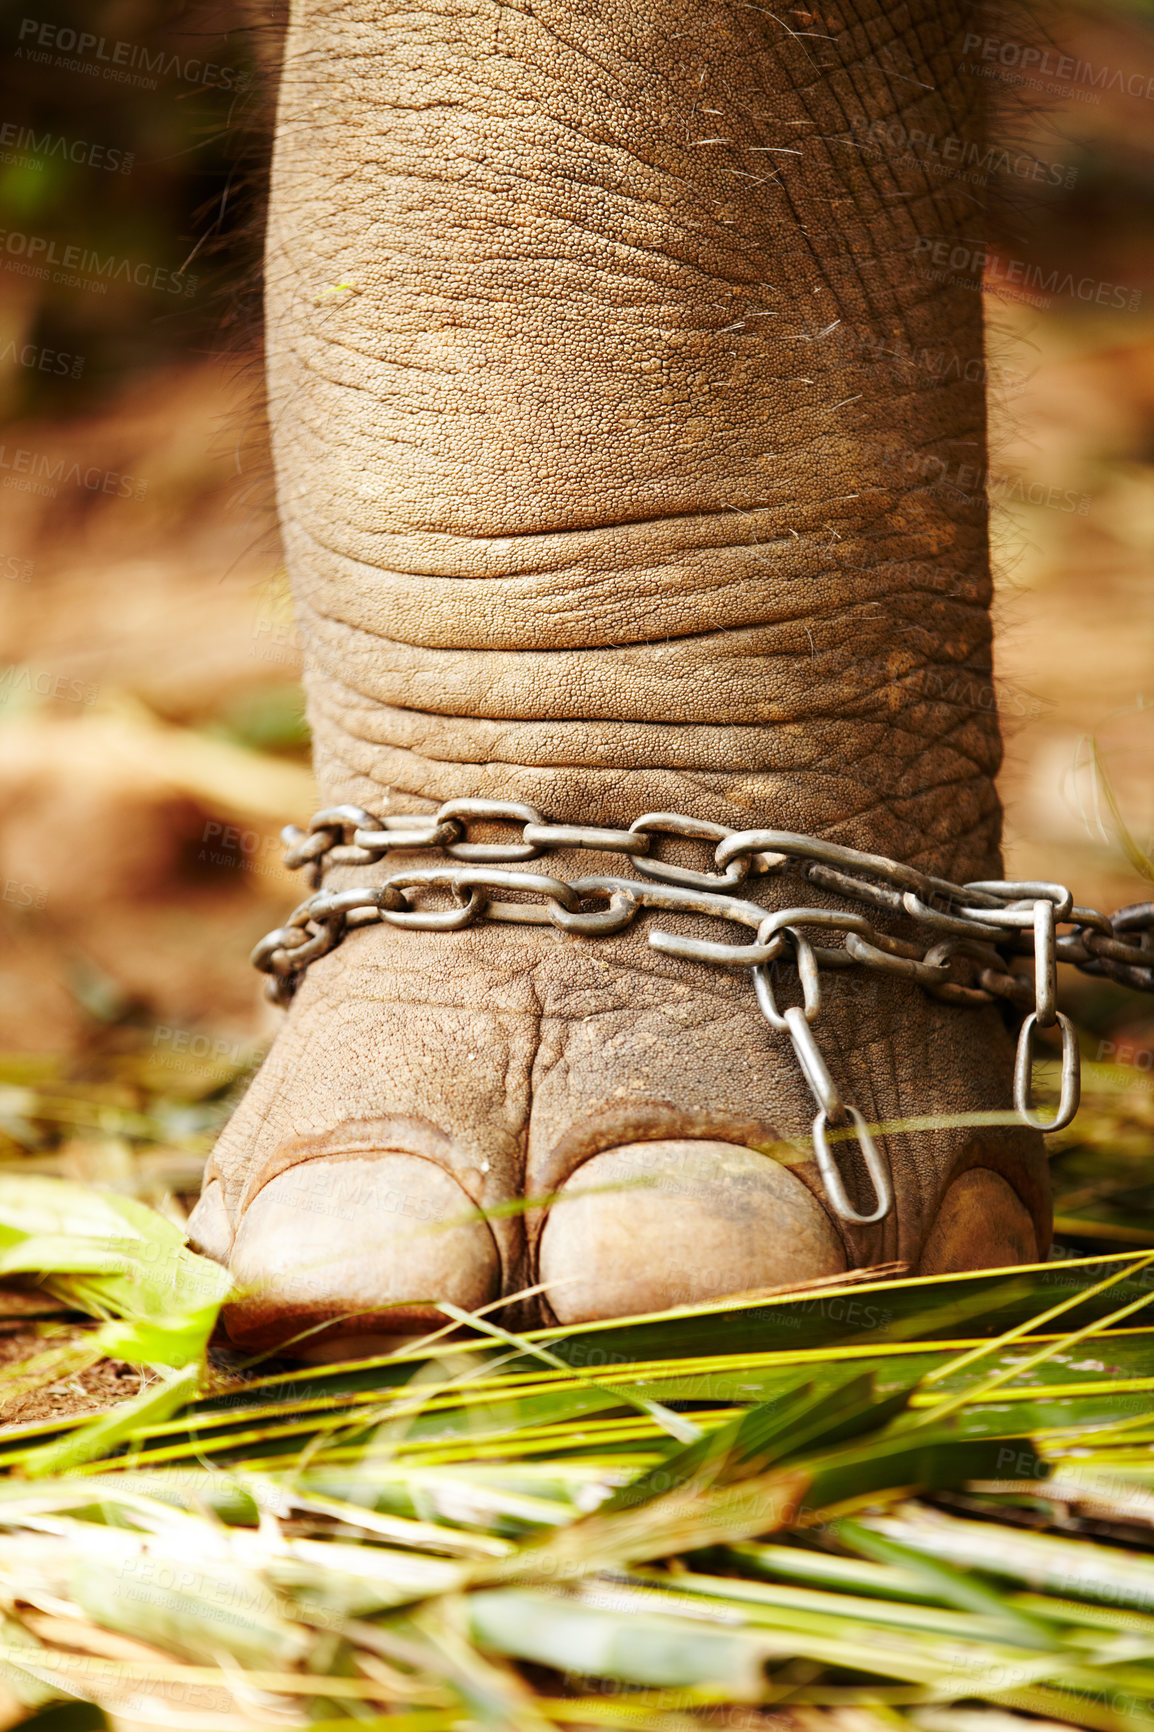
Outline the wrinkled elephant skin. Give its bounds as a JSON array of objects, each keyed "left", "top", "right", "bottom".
[{"left": 189, "top": 0, "right": 1050, "bottom": 1350}]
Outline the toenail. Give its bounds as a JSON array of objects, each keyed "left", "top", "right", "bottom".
[
  {"left": 186, "top": 1178, "right": 232, "bottom": 1265},
  {"left": 538, "top": 1138, "right": 845, "bottom": 1324},
  {"left": 224, "top": 1151, "right": 501, "bottom": 1350}
]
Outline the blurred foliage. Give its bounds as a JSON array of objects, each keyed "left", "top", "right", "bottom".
[
  {"left": 203, "top": 683, "right": 311, "bottom": 754},
  {"left": 2, "top": 0, "right": 1153, "bottom": 426},
  {"left": 989, "top": 0, "right": 1154, "bottom": 280},
  {"left": 0, "top": 0, "right": 279, "bottom": 414}
]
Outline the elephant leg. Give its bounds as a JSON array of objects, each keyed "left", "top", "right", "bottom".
[{"left": 189, "top": 0, "right": 1051, "bottom": 1350}]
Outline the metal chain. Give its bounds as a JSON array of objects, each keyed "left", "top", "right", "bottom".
[{"left": 250, "top": 800, "right": 1154, "bottom": 1227}]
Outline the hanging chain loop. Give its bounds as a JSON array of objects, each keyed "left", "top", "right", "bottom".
[{"left": 253, "top": 799, "right": 1154, "bottom": 1226}]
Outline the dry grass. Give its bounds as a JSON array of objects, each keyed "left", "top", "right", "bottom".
[{"left": 0, "top": 1033, "right": 1152, "bottom": 1730}]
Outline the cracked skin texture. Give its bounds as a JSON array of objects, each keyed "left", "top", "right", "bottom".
[{"left": 189, "top": 0, "right": 1051, "bottom": 1348}]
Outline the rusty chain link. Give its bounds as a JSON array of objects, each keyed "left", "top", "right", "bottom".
[{"left": 250, "top": 800, "right": 1154, "bottom": 1227}]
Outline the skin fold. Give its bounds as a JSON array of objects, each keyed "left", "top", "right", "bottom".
[{"left": 188, "top": 0, "right": 1051, "bottom": 1350}]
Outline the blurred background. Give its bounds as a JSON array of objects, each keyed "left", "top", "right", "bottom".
[
  {"left": 0, "top": 0, "right": 1152, "bottom": 1227},
  {"left": 0, "top": 0, "right": 294, "bottom": 1084}
]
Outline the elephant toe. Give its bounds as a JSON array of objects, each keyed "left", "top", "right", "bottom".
[
  {"left": 537, "top": 1139, "right": 845, "bottom": 1324},
  {"left": 917, "top": 1168, "right": 1039, "bottom": 1275},
  {"left": 222, "top": 1151, "right": 500, "bottom": 1351}
]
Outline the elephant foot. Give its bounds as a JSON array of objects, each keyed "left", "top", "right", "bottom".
[{"left": 188, "top": 894, "right": 1051, "bottom": 1354}]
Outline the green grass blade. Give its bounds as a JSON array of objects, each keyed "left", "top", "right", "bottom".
[{"left": 834, "top": 1515, "right": 1058, "bottom": 1646}]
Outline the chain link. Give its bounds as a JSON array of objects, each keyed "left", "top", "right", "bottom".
[{"left": 254, "top": 800, "right": 1154, "bottom": 1227}]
